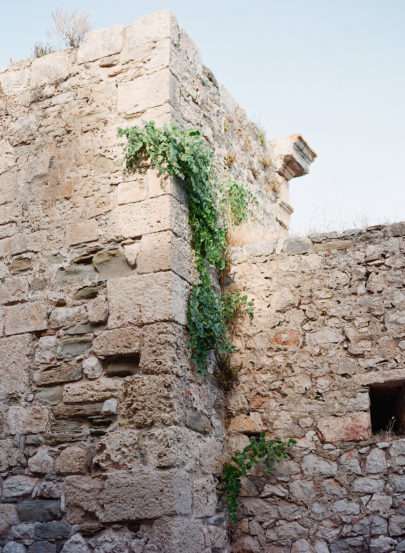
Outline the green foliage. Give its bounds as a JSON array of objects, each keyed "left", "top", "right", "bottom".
[
  {"left": 221, "top": 291, "right": 253, "bottom": 328},
  {"left": 119, "top": 122, "right": 255, "bottom": 374},
  {"left": 187, "top": 284, "right": 235, "bottom": 374},
  {"left": 118, "top": 122, "right": 227, "bottom": 276},
  {"left": 222, "top": 178, "right": 258, "bottom": 227},
  {"left": 222, "top": 433, "right": 296, "bottom": 522},
  {"left": 257, "top": 127, "right": 266, "bottom": 147}
]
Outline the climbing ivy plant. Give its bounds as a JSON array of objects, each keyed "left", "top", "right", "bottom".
[
  {"left": 118, "top": 121, "right": 253, "bottom": 375},
  {"left": 222, "top": 434, "right": 296, "bottom": 523}
]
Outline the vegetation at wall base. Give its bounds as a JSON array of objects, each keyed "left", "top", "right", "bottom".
[{"left": 222, "top": 434, "right": 296, "bottom": 523}]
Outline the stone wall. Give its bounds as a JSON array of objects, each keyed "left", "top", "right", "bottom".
[
  {"left": 226, "top": 223, "right": 405, "bottom": 553},
  {"left": 0, "top": 10, "right": 316, "bottom": 553}
]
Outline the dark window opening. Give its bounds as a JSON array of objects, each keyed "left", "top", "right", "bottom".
[{"left": 369, "top": 384, "right": 404, "bottom": 435}]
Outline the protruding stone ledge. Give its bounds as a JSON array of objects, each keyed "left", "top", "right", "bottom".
[{"left": 270, "top": 134, "right": 317, "bottom": 180}]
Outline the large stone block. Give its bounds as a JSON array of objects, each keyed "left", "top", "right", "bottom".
[
  {"left": 77, "top": 24, "right": 123, "bottom": 63},
  {"left": 100, "top": 468, "right": 192, "bottom": 522},
  {"left": 109, "top": 195, "right": 188, "bottom": 240},
  {"left": 139, "top": 322, "right": 189, "bottom": 374},
  {"left": 65, "top": 476, "right": 103, "bottom": 524},
  {"left": 5, "top": 301, "right": 47, "bottom": 335},
  {"left": 121, "top": 11, "right": 175, "bottom": 64},
  {"left": 120, "top": 375, "right": 184, "bottom": 427},
  {"left": 117, "top": 68, "right": 178, "bottom": 116},
  {"left": 30, "top": 51, "right": 71, "bottom": 86},
  {"left": 151, "top": 517, "right": 206, "bottom": 553},
  {"left": 0, "top": 334, "right": 31, "bottom": 397},
  {"left": 137, "top": 230, "right": 192, "bottom": 282},
  {"left": 107, "top": 272, "right": 189, "bottom": 328},
  {"left": 6, "top": 405, "right": 49, "bottom": 434},
  {"left": 317, "top": 412, "right": 371, "bottom": 443},
  {"left": 92, "top": 327, "right": 142, "bottom": 357},
  {"left": 0, "top": 276, "right": 29, "bottom": 304}
]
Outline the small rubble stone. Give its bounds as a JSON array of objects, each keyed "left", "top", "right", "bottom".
[
  {"left": 4, "top": 543, "right": 27, "bottom": 553},
  {"left": 60, "top": 534, "right": 91, "bottom": 553},
  {"left": 82, "top": 356, "right": 103, "bottom": 380},
  {"left": 3, "top": 475, "right": 37, "bottom": 498},
  {"left": 35, "top": 521, "right": 69, "bottom": 539},
  {"left": 16, "top": 500, "right": 62, "bottom": 522},
  {"left": 28, "top": 447, "right": 54, "bottom": 474},
  {"left": 366, "top": 448, "right": 387, "bottom": 473}
]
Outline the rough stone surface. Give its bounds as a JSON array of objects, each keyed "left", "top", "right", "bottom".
[{"left": 2, "top": 7, "right": 402, "bottom": 553}]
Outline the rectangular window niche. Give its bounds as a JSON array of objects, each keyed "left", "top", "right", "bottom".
[{"left": 369, "top": 383, "right": 405, "bottom": 436}]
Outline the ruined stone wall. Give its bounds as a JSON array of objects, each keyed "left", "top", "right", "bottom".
[
  {"left": 226, "top": 223, "right": 405, "bottom": 553},
  {"left": 0, "top": 9, "right": 315, "bottom": 553}
]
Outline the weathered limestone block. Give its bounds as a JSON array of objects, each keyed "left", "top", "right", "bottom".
[
  {"left": 93, "top": 249, "right": 131, "bottom": 279},
  {"left": 117, "top": 68, "right": 178, "bottom": 116},
  {"left": 137, "top": 230, "right": 192, "bottom": 282},
  {"left": 120, "top": 375, "right": 184, "bottom": 427},
  {"left": 151, "top": 517, "right": 206, "bottom": 553},
  {"left": 77, "top": 24, "right": 123, "bottom": 63},
  {"left": 63, "top": 378, "right": 121, "bottom": 404},
  {"left": 5, "top": 301, "right": 47, "bottom": 335},
  {"left": 6, "top": 405, "right": 49, "bottom": 434},
  {"left": 92, "top": 327, "right": 142, "bottom": 356},
  {"left": 192, "top": 476, "right": 217, "bottom": 517},
  {"left": 109, "top": 195, "right": 188, "bottom": 240},
  {"left": 100, "top": 468, "right": 192, "bottom": 522},
  {"left": 317, "top": 412, "right": 371, "bottom": 442},
  {"left": 65, "top": 476, "right": 103, "bottom": 523},
  {"left": 121, "top": 10, "right": 175, "bottom": 64},
  {"left": 30, "top": 51, "right": 71, "bottom": 86},
  {"left": 0, "top": 334, "right": 31, "bottom": 396},
  {"left": 0, "top": 276, "right": 29, "bottom": 304},
  {"left": 34, "top": 364, "right": 82, "bottom": 386},
  {"left": 107, "top": 272, "right": 189, "bottom": 327},
  {"left": 139, "top": 322, "right": 189, "bottom": 374}
]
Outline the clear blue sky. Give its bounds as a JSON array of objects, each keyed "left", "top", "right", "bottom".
[{"left": 1, "top": 1, "right": 404, "bottom": 234}]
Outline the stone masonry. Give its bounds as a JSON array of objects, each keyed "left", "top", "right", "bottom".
[
  {"left": 0, "top": 10, "right": 315, "bottom": 553},
  {"left": 227, "top": 223, "right": 405, "bottom": 553},
  {"left": 2, "top": 8, "right": 401, "bottom": 553}
]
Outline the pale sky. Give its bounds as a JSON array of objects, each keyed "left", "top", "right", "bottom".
[{"left": 1, "top": 0, "right": 404, "bottom": 234}]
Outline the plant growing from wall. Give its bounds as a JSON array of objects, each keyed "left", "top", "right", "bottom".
[
  {"left": 118, "top": 122, "right": 254, "bottom": 375},
  {"left": 222, "top": 178, "right": 258, "bottom": 227},
  {"left": 222, "top": 433, "right": 296, "bottom": 522}
]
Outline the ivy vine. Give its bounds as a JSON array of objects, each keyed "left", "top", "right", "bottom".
[
  {"left": 118, "top": 121, "right": 253, "bottom": 374},
  {"left": 222, "top": 433, "right": 296, "bottom": 522}
]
